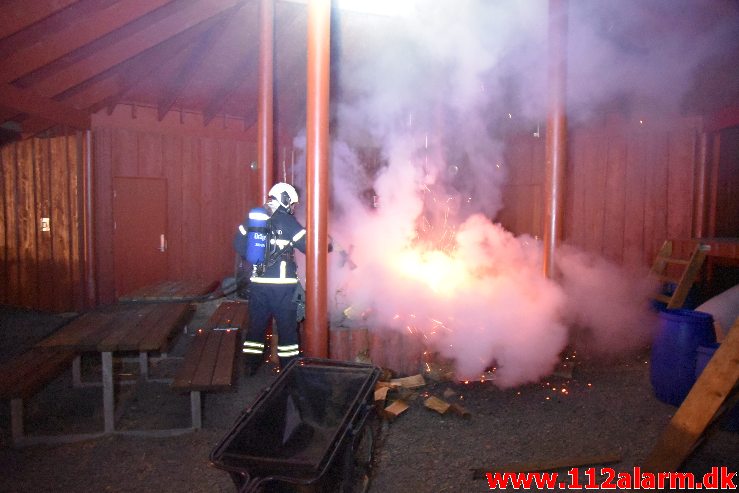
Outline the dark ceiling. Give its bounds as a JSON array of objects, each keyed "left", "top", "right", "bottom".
[
  {"left": 0, "top": 0, "right": 738, "bottom": 142},
  {"left": 0, "top": 0, "right": 315, "bottom": 138}
]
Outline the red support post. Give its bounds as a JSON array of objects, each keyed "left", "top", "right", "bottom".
[
  {"left": 258, "top": 0, "right": 275, "bottom": 199},
  {"left": 304, "top": 0, "right": 331, "bottom": 358},
  {"left": 543, "top": 0, "right": 568, "bottom": 279}
]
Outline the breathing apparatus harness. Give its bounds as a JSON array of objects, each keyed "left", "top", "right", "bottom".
[{"left": 253, "top": 215, "right": 297, "bottom": 278}]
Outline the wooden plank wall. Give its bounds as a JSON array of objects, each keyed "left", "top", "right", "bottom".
[
  {"left": 0, "top": 130, "right": 87, "bottom": 311},
  {"left": 497, "top": 116, "right": 702, "bottom": 271},
  {"left": 498, "top": 133, "right": 546, "bottom": 240},
  {"left": 0, "top": 111, "right": 703, "bottom": 312},
  {"left": 93, "top": 106, "right": 261, "bottom": 304}
]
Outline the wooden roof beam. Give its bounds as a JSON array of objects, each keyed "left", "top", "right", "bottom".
[
  {"left": 202, "top": 56, "right": 259, "bottom": 127},
  {"left": 28, "top": 0, "right": 245, "bottom": 98},
  {"left": 57, "top": 13, "right": 223, "bottom": 114},
  {"left": 0, "top": 0, "right": 173, "bottom": 85},
  {"left": 0, "top": 0, "right": 80, "bottom": 39},
  {"left": 0, "top": 84, "right": 89, "bottom": 130},
  {"left": 13, "top": 5, "right": 230, "bottom": 136},
  {"left": 156, "top": 14, "right": 235, "bottom": 121}
]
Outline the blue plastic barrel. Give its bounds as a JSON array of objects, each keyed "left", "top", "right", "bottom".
[{"left": 649, "top": 309, "right": 716, "bottom": 406}]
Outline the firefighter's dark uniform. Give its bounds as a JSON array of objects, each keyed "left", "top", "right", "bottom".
[{"left": 240, "top": 205, "right": 306, "bottom": 373}]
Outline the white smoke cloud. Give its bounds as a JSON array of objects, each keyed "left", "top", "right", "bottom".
[
  {"left": 555, "top": 245, "right": 660, "bottom": 355},
  {"left": 289, "top": 0, "right": 731, "bottom": 386}
]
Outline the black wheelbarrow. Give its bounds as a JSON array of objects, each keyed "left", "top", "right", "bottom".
[{"left": 210, "top": 358, "right": 382, "bottom": 493}]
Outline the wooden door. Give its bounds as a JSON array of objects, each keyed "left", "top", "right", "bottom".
[{"left": 113, "top": 177, "right": 168, "bottom": 298}]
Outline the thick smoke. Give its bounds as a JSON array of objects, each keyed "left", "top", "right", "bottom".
[
  {"left": 291, "top": 1, "right": 729, "bottom": 386},
  {"left": 555, "top": 245, "right": 660, "bottom": 356}
]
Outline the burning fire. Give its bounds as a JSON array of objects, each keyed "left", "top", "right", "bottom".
[{"left": 393, "top": 247, "right": 467, "bottom": 297}]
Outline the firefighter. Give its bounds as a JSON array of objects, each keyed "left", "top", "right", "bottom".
[{"left": 238, "top": 182, "right": 309, "bottom": 375}]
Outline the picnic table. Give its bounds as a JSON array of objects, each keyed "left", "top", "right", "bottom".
[{"left": 36, "top": 302, "right": 193, "bottom": 433}]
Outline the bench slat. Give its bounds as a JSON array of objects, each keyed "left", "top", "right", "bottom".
[
  {"left": 190, "top": 331, "right": 225, "bottom": 389},
  {"left": 210, "top": 331, "right": 238, "bottom": 388},
  {"left": 172, "top": 301, "right": 246, "bottom": 392},
  {"left": 0, "top": 347, "right": 77, "bottom": 400},
  {"left": 171, "top": 331, "right": 209, "bottom": 389}
]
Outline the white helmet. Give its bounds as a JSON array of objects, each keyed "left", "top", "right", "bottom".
[{"left": 268, "top": 182, "right": 299, "bottom": 209}]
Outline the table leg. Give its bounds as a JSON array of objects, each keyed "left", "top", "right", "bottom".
[
  {"left": 191, "top": 391, "right": 202, "bottom": 429},
  {"left": 11, "top": 398, "right": 24, "bottom": 444},
  {"left": 72, "top": 355, "right": 82, "bottom": 387},
  {"left": 102, "top": 351, "right": 114, "bottom": 433},
  {"left": 139, "top": 352, "right": 149, "bottom": 380}
]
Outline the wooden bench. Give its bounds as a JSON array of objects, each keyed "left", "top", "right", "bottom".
[
  {"left": 0, "top": 346, "right": 79, "bottom": 444},
  {"left": 171, "top": 301, "right": 248, "bottom": 428}
]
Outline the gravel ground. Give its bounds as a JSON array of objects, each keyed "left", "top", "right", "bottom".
[{"left": 0, "top": 300, "right": 736, "bottom": 493}]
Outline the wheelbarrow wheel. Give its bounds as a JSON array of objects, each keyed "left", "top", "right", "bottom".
[{"left": 340, "top": 413, "right": 378, "bottom": 493}]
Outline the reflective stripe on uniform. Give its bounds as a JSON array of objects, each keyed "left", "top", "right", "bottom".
[
  {"left": 271, "top": 238, "right": 290, "bottom": 248},
  {"left": 238, "top": 224, "right": 247, "bottom": 235},
  {"left": 249, "top": 211, "right": 271, "bottom": 220},
  {"left": 242, "top": 341, "right": 265, "bottom": 354},
  {"left": 277, "top": 344, "right": 300, "bottom": 358},
  {"left": 279, "top": 260, "right": 286, "bottom": 278},
  {"left": 250, "top": 276, "right": 298, "bottom": 284},
  {"left": 292, "top": 229, "right": 306, "bottom": 242}
]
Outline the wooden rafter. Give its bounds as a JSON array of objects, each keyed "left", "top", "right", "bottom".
[
  {"left": 0, "top": 0, "right": 80, "bottom": 40},
  {"left": 202, "top": 55, "right": 259, "bottom": 126},
  {"left": 59, "top": 12, "right": 222, "bottom": 107},
  {"left": 0, "top": 84, "right": 89, "bottom": 130},
  {"left": 0, "top": 0, "right": 173, "bottom": 85},
  {"left": 18, "top": 14, "right": 222, "bottom": 137},
  {"left": 26, "top": 0, "right": 244, "bottom": 98},
  {"left": 155, "top": 10, "right": 238, "bottom": 121},
  {"left": 0, "top": 107, "right": 23, "bottom": 124},
  {"left": 0, "top": 0, "right": 243, "bottom": 132}
]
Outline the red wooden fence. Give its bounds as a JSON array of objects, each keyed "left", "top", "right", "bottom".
[
  {"left": 498, "top": 115, "right": 703, "bottom": 272},
  {"left": 0, "top": 111, "right": 708, "bottom": 313},
  {"left": 0, "top": 130, "right": 87, "bottom": 311}
]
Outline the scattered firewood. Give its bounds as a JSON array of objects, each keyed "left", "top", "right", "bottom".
[
  {"left": 424, "top": 396, "right": 451, "bottom": 414},
  {"left": 374, "top": 386, "right": 390, "bottom": 415},
  {"left": 390, "top": 374, "right": 425, "bottom": 389},
  {"left": 396, "top": 387, "right": 419, "bottom": 401},
  {"left": 423, "top": 358, "right": 456, "bottom": 382},
  {"left": 374, "top": 386, "right": 389, "bottom": 402},
  {"left": 383, "top": 400, "right": 409, "bottom": 420},
  {"left": 443, "top": 388, "right": 457, "bottom": 400},
  {"left": 449, "top": 403, "right": 471, "bottom": 418}
]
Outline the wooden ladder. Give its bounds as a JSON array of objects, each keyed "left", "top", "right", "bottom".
[{"left": 651, "top": 240, "right": 710, "bottom": 309}]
